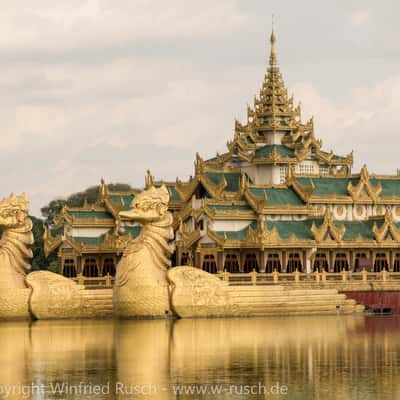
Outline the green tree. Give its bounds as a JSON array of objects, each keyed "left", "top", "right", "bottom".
[
  {"left": 40, "top": 198, "right": 67, "bottom": 224},
  {"left": 30, "top": 216, "right": 57, "bottom": 270}
]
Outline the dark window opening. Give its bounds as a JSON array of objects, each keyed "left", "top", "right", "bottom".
[
  {"left": 202, "top": 254, "right": 217, "bottom": 274},
  {"left": 243, "top": 253, "right": 259, "bottom": 273},
  {"left": 83, "top": 258, "right": 99, "bottom": 277},
  {"left": 63, "top": 259, "right": 77, "bottom": 278},
  {"left": 266, "top": 254, "right": 281, "bottom": 273},
  {"left": 224, "top": 254, "right": 240, "bottom": 273}
]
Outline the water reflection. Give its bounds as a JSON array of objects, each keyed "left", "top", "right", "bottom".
[{"left": 0, "top": 316, "right": 398, "bottom": 399}]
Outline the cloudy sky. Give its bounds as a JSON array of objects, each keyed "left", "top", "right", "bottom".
[{"left": 1, "top": 1, "right": 400, "bottom": 216}]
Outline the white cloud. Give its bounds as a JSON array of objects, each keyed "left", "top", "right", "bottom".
[
  {"left": 0, "top": 1, "right": 399, "bottom": 216},
  {"left": 0, "top": 0, "right": 246, "bottom": 51},
  {"left": 292, "top": 76, "right": 400, "bottom": 174},
  {"left": 350, "top": 10, "right": 371, "bottom": 27}
]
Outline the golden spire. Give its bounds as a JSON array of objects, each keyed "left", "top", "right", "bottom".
[{"left": 269, "top": 28, "right": 277, "bottom": 66}]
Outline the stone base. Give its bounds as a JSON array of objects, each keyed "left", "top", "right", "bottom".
[
  {"left": 113, "top": 284, "right": 171, "bottom": 319},
  {"left": 168, "top": 267, "right": 364, "bottom": 318},
  {"left": 26, "top": 271, "right": 113, "bottom": 319},
  {"left": 0, "top": 288, "right": 31, "bottom": 320}
]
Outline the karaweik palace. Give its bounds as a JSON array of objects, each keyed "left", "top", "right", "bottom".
[{"left": 44, "top": 31, "right": 400, "bottom": 279}]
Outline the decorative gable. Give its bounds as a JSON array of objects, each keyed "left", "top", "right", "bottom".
[
  {"left": 311, "top": 208, "right": 345, "bottom": 243},
  {"left": 347, "top": 165, "right": 382, "bottom": 203},
  {"left": 373, "top": 210, "right": 400, "bottom": 243}
]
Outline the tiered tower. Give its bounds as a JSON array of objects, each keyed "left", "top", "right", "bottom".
[{"left": 206, "top": 30, "right": 353, "bottom": 184}]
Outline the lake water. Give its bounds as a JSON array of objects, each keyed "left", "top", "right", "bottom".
[{"left": 0, "top": 315, "right": 398, "bottom": 399}]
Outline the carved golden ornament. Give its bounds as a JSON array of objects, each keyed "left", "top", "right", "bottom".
[
  {"left": 289, "top": 175, "right": 315, "bottom": 202},
  {"left": 145, "top": 170, "right": 155, "bottom": 189},
  {"left": 336, "top": 206, "right": 344, "bottom": 216},
  {"left": 243, "top": 188, "right": 267, "bottom": 213},
  {"left": 245, "top": 217, "right": 281, "bottom": 246},
  {"left": 356, "top": 206, "right": 364, "bottom": 217},
  {"left": 376, "top": 206, "right": 384, "bottom": 216},
  {"left": 373, "top": 210, "right": 400, "bottom": 243},
  {"left": 43, "top": 225, "right": 63, "bottom": 257},
  {"left": 311, "top": 208, "right": 345, "bottom": 243},
  {"left": 395, "top": 207, "right": 400, "bottom": 217},
  {"left": 347, "top": 165, "right": 382, "bottom": 202}
]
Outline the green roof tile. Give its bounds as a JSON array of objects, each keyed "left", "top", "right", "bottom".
[
  {"left": 167, "top": 185, "right": 181, "bottom": 202},
  {"left": 244, "top": 135, "right": 255, "bottom": 144},
  {"left": 208, "top": 204, "right": 252, "bottom": 212},
  {"left": 267, "top": 220, "right": 314, "bottom": 240},
  {"left": 296, "top": 177, "right": 357, "bottom": 196},
  {"left": 215, "top": 220, "right": 314, "bottom": 241},
  {"left": 249, "top": 187, "right": 304, "bottom": 206},
  {"left": 338, "top": 220, "right": 375, "bottom": 241},
  {"left": 123, "top": 226, "right": 142, "bottom": 238},
  {"left": 370, "top": 178, "right": 400, "bottom": 197},
  {"left": 72, "top": 234, "right": 107, "bottom": 246},
  {"left": 72, "top": 225, "right": 141, "bottom": 246},
  {"left": 205, "top": 172, "right": 242, "bottom": 192},
  {"left": 254, "top": 144, "right": 294, "bottom": 159},
  {"left": 296, "top": 176, "right": 400, "bottom": 197},
  {"left": 107, "top": 194, "right": 135, "bottom": 211},
  {"left": 68, "top": 210, "right": 113, "bottom": 219},
  {"left": 215, "top": 218, "right": 389, "bottom": 243}
]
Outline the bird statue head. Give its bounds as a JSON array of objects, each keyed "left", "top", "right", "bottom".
[{"left": 119, "top": 185, "right": 170, "bottom": 224}]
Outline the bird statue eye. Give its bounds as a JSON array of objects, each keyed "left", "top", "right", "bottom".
[{"left": 0, "top": 210, "right": 9, "bottom": 218}]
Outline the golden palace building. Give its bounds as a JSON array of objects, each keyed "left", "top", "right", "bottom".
[{"left": 45, "top": 31, "right": 400, "bottom": 279}]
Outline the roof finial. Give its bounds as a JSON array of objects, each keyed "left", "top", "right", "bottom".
[
  {"left": 99, "top": 177, "right": 107, "bottom": 197},
  {"left": 269, "top": 15, "right": 277, "bottom": 66},
  {"left": 145, "top": 169, "right": 154, "bottom": 188}
]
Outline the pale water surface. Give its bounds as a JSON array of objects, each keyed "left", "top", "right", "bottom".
[{"left": 0, "top": 316, "right": 398, "bottom": 399}]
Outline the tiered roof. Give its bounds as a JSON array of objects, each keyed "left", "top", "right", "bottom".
[
  {"left": 44, "top": 29, "right": 400, "bottom": 259},
  {"left": 205, "top": 30, "right": 353, "bottom": 169},
  {"left": 44, "top": 181, "right": 142, "bottom": 256},
  {"left": 208, "top": 209, "right": 400, "bottom": 249}
]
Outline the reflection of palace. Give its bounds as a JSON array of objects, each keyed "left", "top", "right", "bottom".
[
  {"left": 45, "top": 31, "right": 400, "bottom": 279},
  {"left": 0, "top": 318, "right": 398, "bottom": 400}
]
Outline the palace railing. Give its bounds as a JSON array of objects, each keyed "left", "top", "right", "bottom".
[
  {"left": 216, "top": 269, "right": 400, "bottom": 286},
  {"left": 70, "top": 269, "right": 400, "bottom": 289},
  {"left": 72, "top": 274, "right": 114, "bottom": 288}
]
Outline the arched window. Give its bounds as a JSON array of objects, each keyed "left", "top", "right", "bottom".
[
  {"left": 394, "top": 254, "right": 400, "bottom": 272},
  {"left": 202, "top": 255, "right": 217, "bottom": 273},
  {"left": 224, "top": 254, "right": 239, "bottom": 273},
  {"left": 243, "top": 253, "right": 259, "bottom": 273},
  {"left": 374, "top": 253, "right": 388, "bottom": 272},
  {"left": 334, "top": 253, "right": 349, "bottom": 272},
  {"left": 83, "top": 258, "right": 99, "bottom": 277},
  {"left": 266, "top": 254, "right": 281, "bottom": 273},
  {"left": 181, "top": 252, "right": 189, "bottom": 266},
  {"left": 287, "top": 253, "right": 302, "bottom": 273},
  {"left": 313, "top": 253, "right": 328, "bottom": 272},
  {"left": 354, "top": 253, "right": 368, "bottom": 272},
  {"left": 63, "top": 259, "right": 77, "bottom": 278},
  {"left": 102, "top": 258, "right": 116, "bottom": 276}
]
